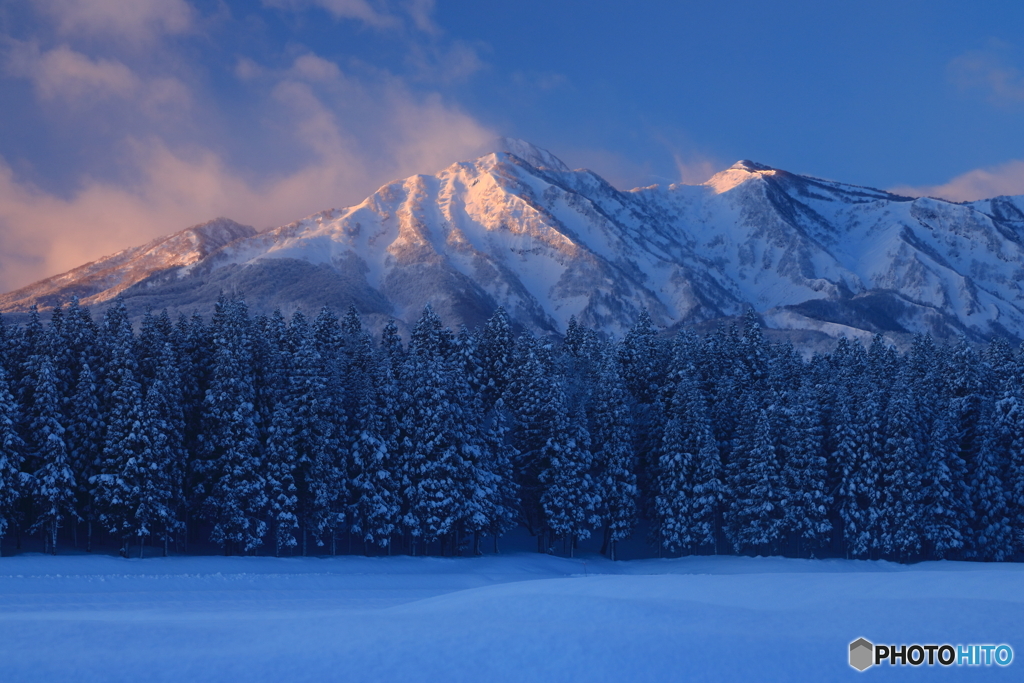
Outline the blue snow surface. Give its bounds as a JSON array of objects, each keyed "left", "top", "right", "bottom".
[{"left": 0, "top": 552, "right": 1020, "bottom": 682}]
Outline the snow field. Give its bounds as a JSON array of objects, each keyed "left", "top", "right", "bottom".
[{"left": 0, "top": 553, "right": 1021, "bottom": 682}]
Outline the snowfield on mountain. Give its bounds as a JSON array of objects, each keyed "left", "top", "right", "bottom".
[
  {"left": 4, "top": 139, "right": 1024, "bottom": 342},
  {"left": 0, "top": 552, "right": 1020, "bottom": 682}
]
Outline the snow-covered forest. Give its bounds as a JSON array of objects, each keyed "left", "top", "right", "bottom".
[{"left": 1, "top": 297, "right": 1022, "bottom": 563}]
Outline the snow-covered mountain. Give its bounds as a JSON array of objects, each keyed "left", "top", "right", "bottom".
[{"left": 4, "top": 139, "right": 1024, "bottom": 342}]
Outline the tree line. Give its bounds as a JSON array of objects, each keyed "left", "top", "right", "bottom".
[{"left": 0, "top": 297, "right": 1022, "bottom": 562}]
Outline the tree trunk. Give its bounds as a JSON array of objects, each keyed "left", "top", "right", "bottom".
[
  {"left": 493, "top": 534, "right": 499, "bottom": 554},
  {"left": 610, "top": 540, "right": 617, "bottom": 562},
  {"left": 600, "top": 526, "right": 611, "bottom": 556}
]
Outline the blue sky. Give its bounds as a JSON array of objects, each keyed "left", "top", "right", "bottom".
[{"left": 1, "top": 0, "right": 1023, "bottom": 291}]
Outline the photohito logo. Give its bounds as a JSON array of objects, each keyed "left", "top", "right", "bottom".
[{"left": 849, "top": 638, "right": 1013, "bottom": 671}]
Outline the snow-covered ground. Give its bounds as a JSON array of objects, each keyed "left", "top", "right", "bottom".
[{"left": 0, "top": 552, "right": 1020, "bottom": 682}]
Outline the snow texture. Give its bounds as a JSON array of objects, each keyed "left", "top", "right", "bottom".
[
  {"left": 5, "top": 145, "right": 1024, "bottom": 342},
  {"left": 0, "top": 552, "right": 1019, "bottom": 682}
]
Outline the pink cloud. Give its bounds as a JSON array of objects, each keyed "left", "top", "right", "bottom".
[
  {"left": 30, "top": 0, "right": 194, "bottom": 45},
  {"left": 0, "top": 71, "right": 494, "bottom": 292},
  {"left": 948, "top": 43, "right": 1024, "bottom": 105},
  {"left": 262, "top": 0, "right": 399, "bottom": 29},
  {"left": 890, "top": 160, "right": 1024, "bottom": 202}
]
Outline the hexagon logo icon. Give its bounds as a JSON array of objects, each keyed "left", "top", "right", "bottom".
[{"left": 849, "top": 638, "right": 874, "bottom": 671}]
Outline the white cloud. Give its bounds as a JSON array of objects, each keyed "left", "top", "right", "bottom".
[
  {"left": 0, "top": 5, "right": 498, "bottom": 293},
  {"left": 890, "top": 160, "right": 1024, "bottom": 202},
  {"left": 948, "top": 43, "right": 1024, "bottom": 105},
  {"left": 4, "top": 41, "right": 192, "bottom": 116},
  {"left": 262, "top": 0, "right": 398, "bottom": 29},
  {"left": 673, "top": 154, "right": 719, "bottom": 186},
  {"left": 30, "top": 0, "right": 194, "bottom": 45},
  {"left": 290, "top": 54, "right": 344, "bottom": 83},
  {"left": 0, "top": 66, "right": 494, "bottom": 292},
  {"left": 403, "top": 0, "right": 439, "bottom": 35},
  {"left": 6, "top": 42, "right": 138, "bottom": 101}
]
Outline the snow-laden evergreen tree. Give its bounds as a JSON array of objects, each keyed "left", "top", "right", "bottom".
[
  {"left": 878, "top": 368, "right": 923, "bottom": 560},
  {"left": 0, "top": 365, "right": 26, "bottom": 555},
  {"left": 702, "top": 324, "right": 743, "bottom": 479},
  {"left": 967, "top": 406, "right": 1014, "bottom": 561},
  {"left": 726, "top": 399, "right": 787, "bottom": 555},
  {"left": 473, "top": 397, "right": 520, "bottom": 552},
  {"left": 14, "top": 306, "right": 46, "bottom": 410},
  {"left": 92, "top": 363, "right": 151, "bottom": 557},
  {"left": 588, "top": 351, "right": 637, "bottom": 560},
  {"left": 920, "top": 411, "right": 971, "bottom": 558},
  {"left": 540, "top": 399, "right": 597, "bottom": 557},
  {"left": 945, "top": 336, "right": 997, "bottom": 556},
  {"left": 506, "top": 332, "right": 565, "bottom": 550},
  {"left": 450, "top": 326, "right": 519, "bottom": 554},
  {"left": 477, "top": 307, "right": 516, "bottom": 410},
  {"left": 617, "top": 309, "right": 667, "bottom": 521},
  {"left": 46, "top": 305, "right": 75, "bottom": 412},
  {"left": 651, "top": 366, "right": 700, "bottom": 552},
  {"left": 172, "top": 311, "right": 210, "bottom": 548},
  {"left": 618, "top": 308, "right": 661, "bottom": 404},
  {"left": 992, "top": 373, "right": 1024, "bottom": 556},
  {"left": 200, "top": 298, "right": 267, "bottom": 554},
  {"left": 349, "top": 397, "right": 400, "bottom": 552},
  {"left": 832, "top": 386, "right": 876, "bottom": 559},
  {"left": 64, "top": 360, "right": 104, "bottom": 550},
  {"left": 141, "top": 342, "right": 186, "bottom": 555},
  {"left": 136, "top": 308, "right": 173, "bottom": 388},
  {"left": 260, "top": 310, "right": 299, "bottom": 555},
  {"left": 287, "top": 310, "right": 345, "bottom": 553},
  {"left": 781, "top": 381, "right": 831, "bottom": 555},
  {"left": 314, "top": 306, "right": 351, "bottom": 458},
  {"left": 400, "top": 305, "right": 472, "bottom": 553},
  {"left": 738, "top": 310, "right": 771, "bottom": 397},
  {"left": 655, "top": 362, "right": 718, "bottom": 554},
  {"left": 27, "top": 353, "right": 76, "bottom": 554}
]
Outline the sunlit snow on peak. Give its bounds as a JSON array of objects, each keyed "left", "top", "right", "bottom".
[{"left": 704, "top": 160, "right": 778, "bottom": 194}]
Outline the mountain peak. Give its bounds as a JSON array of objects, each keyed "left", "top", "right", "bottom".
[
  {"left": 491, "top": 137, "right": 571, "bottom": 172},
  {"left": 705, "top": 159, "right": 779, "bottom": 194},
  {"left": 730, "top": 160, "right": 775, "bottom": 172}
]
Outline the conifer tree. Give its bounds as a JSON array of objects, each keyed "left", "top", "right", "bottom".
[
  {"left": 589, "top": 353, "right": 637, "bottom": 559},
  {"left": 141, "top": 342, "right": 186, "bottom": 555},
  {"left": 878, "top": 369, "right": 923, "bottom": 559},
  {"left": 919, "top": 412, "right": 970, "bottom": 559},
  {"left": 0, "top": 366, "right": 26, "bottom": 555},
  {"left": 64, "top": 360, "right": 104, "bottom": 549},
  {"left": 200, "top": 299, "right": 267, "bottom": 554},
  {"left": 28, "top": 353, "right": 76, "bottom": 554},
  {"left": 834, "top": 387, "right": 879, "bottom": 559},
  {"left": 93, "top": 363, "right": 151, "bottom": 556},
  {"left": 781, "top": 382, "right": 831, "bottom": 555},
  {"left": 400, "top": 306, "right": 472, "bottom": 553},
  {"left": 727, "top": 401, "right": 786, "bottom": 555}
]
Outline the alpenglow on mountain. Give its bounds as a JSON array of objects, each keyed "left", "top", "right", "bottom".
[{"left": 4, "top": 138, "right": 1024, "bottom": 342}]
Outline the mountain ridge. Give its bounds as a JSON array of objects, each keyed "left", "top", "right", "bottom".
[{"left": 3, "top": 140, "right": 1024, "bottom": 343}]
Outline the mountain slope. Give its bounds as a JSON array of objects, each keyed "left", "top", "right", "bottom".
[
  {"left": 0, "top": 218, "right": 257, "bottom": 312},
  {"left": 4, "top": 142, "right": 1024, "bottom": 342}
]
